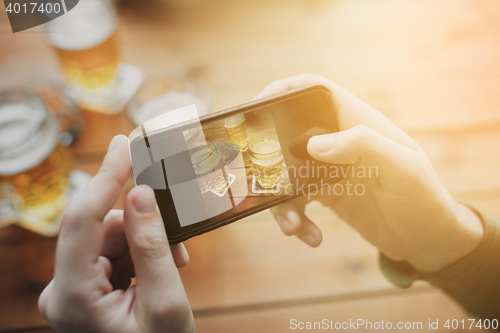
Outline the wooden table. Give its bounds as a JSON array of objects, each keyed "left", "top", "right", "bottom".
[{"left": 2, "top": 0, "right": 500, "bottom": 331}]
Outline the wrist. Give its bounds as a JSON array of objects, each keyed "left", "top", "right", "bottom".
[{"left": 410, "top": 201, "right": 484, "bottom": 273}]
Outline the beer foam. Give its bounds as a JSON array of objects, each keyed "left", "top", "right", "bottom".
[
  {"left": 46, "top": 0, "right": 117, "bottom": 51},
  {"left": 252, "top": 140, "right": 281, "bottom": 155},
  {"left": 0, "top": 103, "right": 58, "bottom": 175},
  {"left": 0, "top": 104, "right": 44, "bottom": 151},
  {"left": 223, "top": 114, "right": 244, "bottom": 128},
  {"left": 251, "top": 141, "right": 283, "bottom": 166}
]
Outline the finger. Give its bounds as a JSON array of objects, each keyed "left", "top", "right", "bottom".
[
  {"left": 123, "top": 185, "right": 187, "bottom": 304},
  {"left": 107, "top": 243, "right": 189, "bottom": 290},
  {"left": 102, "top": 210, "right": 128, "bottom": 260},
  {"left": 171, "top": 243, "right": 190, "bottom": 268},
  {"left": 254, "top": 74, "right": 422, "bottom": 152},
  {"left": 294, "top": 214, "right": 323, "bottom": 248},
  {"left": 56, "top": 135, "right": 131, "bottom": 279},
  {"left": 254, "top": 74, "right": 362, "bottom": 124},
  {"left": 307, "top": 125, "right": 417, "bottom": 177},
  {"left": 270, "top": 200, "right": 322, "bottom": 247},
  {"left": 253, "top": 74, "right": 342, "bottom": 105},
  {"left": 116, "top": 244, "right": 188, "bottom": 272},
  {"left": 38, "top": 279, "right": 55, "bottom": 320},
  {"left": 270, "top": 201, "right": 303, "bottom": 236}
]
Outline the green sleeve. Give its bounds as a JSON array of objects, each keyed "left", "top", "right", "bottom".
[{"left": 379, "top": 204, "right": 500, "bottom": 319}]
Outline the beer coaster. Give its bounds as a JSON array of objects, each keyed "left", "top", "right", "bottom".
[
  {"left": 213, "top": 141, "right": 241, "bottom": 165},
  {"left": 251, "top": 176, "right": 281, "bottom": 194},
  {"left": 16, "top": 170, "right": 92, "bottom": 237},
  {"left": 66, "top": 63, "right": 144, "bottom": 115},
  {"left": 250, "top": 161, "right": 291, "bottom": 194},
  {"left": 209, "top": 173, "right": 236, "bottom": 198}
]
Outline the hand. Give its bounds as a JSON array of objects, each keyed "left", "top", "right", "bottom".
[
  {"left": 256, "top": 74, "right": 484, "bottom": 273},
  {"left": 38, "top": 135, "right": 195, "bottom": 333}
]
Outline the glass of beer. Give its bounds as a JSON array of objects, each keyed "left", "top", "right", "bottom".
[
  {"left": 0, "top": 90, "right": 74, "bottom": 236},
  {"left": 191, "top": 142, "right": 231, "bottom": 197},
  {"left": 222, "top": 114, "right": 248, "bottom": 151},
  {"left": 248, "top": 131, "right": 284, "bottom": 189},
  {"left": 45, "top": 0, "right": 120, "bottom": 112}
]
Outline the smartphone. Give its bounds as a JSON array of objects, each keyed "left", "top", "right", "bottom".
[{"left": 129, "top": 84, "right": 338, "bottom": 244}]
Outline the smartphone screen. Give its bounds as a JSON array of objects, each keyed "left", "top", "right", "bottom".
[{"left": 130, "top": 84, "right": 338, "bottom": 243}]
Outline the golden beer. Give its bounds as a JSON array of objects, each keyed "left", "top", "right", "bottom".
[
  {"left": 249, "top": 132, "right": 284, "bottom": 189},
  {"left": 54, "top": 32, "right": 119, "bottom": 90},
  {"left": 223, "top": 114, "right": 248, "bottom": 151},
  {"left": 0, "top": 91, "right": 73, "bottom": 234},
  {"left": 46, "top": 0, "right": 119, "bottom": 90},
  {"left": 0, "top": 145, "right": 72, "bottom": 212}
]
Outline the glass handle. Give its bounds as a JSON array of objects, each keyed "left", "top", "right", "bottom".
[{"left": 0, "top": 183, "right": 21, "bottom": 228}]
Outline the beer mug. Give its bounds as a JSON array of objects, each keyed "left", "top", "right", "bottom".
[
  {"left": 45, "top": 0, "right": 125, "bottom": 113},
  {"left": 222, "top": 114, "right": 248, "bottom": 151},
  {"left": 248, "top": 131, "right": 284, "bottom": 189},
  {"left": 0, "top": 90, "right": 74, "bottom": 236},
  {"left": 36, "top": 85, "right": 85, "bottom": 146}
]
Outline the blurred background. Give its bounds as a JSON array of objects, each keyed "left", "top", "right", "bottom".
[{"left": 1, "top": 0, "right": 500, "bottom": 332}]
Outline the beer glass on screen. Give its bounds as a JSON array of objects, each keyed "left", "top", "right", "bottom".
[
  {"left": 248, "top": 131, "right": 284, "bottom": 189},
  {"left": 190, "top": 142, "right": 232, "bottom": 197},
  {"left": 45, "top": 0, "right": 124, "bottom": 113},
  {"left": 222, "top": 114, "right": 248, "bottom": 152}
]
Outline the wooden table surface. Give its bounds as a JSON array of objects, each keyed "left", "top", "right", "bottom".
[{"left": 1, "top": 0, "right": 500, "bottom": 331}]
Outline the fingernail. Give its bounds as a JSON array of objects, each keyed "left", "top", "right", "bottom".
[
  {"left": 133, "top": 186, "right": 156, "bottom": 213},
  {"left": 286, "top": 210, "right": 301, "bottom": 226},
  {"left": 276, "top": 215, "right": 291, "bottom": 233},
  {"left": 180, "top": 243, "right": 190, "bottom": 261},
  {"left": 300, "top": 233, "right": 317, "bottom": 247},
  {"left": 308, "top": 134, "right": 334, "bottom": 153},
  {"left": 108, "top": 135, "right": 122, "bottom": 152}
]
